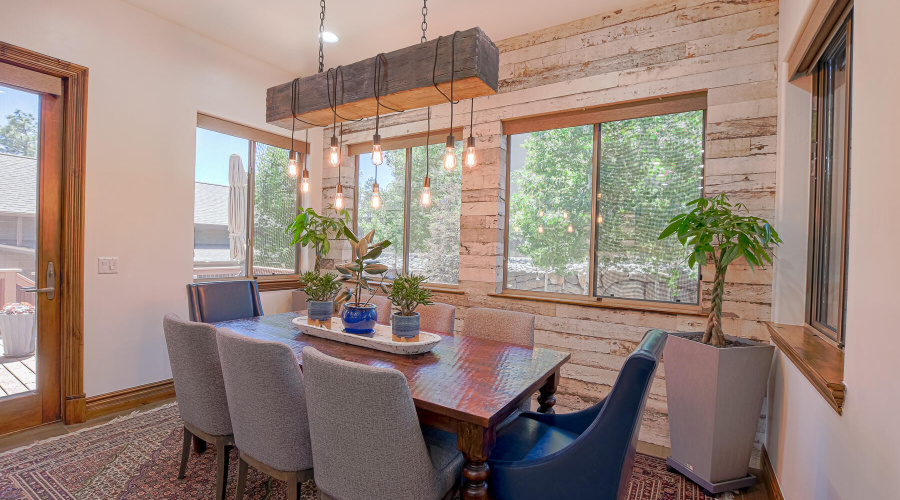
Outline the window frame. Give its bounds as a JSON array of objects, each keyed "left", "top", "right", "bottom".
[
  {"left": 351, "top": 128, "right": 463, "bottom": 289},
  {"left": 806, "top": 12, "right": 852, "bottom": 347},
  {"left": 500, "top": 94, "right": 707, "bottom": 314},
  {"left": 193, "top": 114, "right": 309, "bottom": 291}
]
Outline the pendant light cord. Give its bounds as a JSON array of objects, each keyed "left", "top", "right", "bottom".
[
  {"left": 432, "top": 32, "right": 460, "bottom": 105},
  {"left": 425, "top": 107, "right": 431, "bottom": 178}
]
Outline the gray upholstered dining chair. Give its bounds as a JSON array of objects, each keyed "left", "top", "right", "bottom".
[
  {"left": 461, "top": 307, "right": 536, "bottom": 411},
  {"left": 416, "top": 302, "right": 456, "bottom": 334},
  {"left": 302, "top": 347, "right": 463, "bottom": 500},
  {"left": 216, "top": 328, "right": 314, "bottom": 500},
  {"left": 368, "top": 294, "right": 393, "bottom": 325},
  {"left": 162, "top": 314, "right": 233, "bottom": 500},
  {"left": 186, "top": 280, "right": 263, "bottom": 323}
]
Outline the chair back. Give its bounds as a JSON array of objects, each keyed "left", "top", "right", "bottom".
[
  {"left": 461, "top": 307, "right": 534, "bottom": 346},
  {"left": 573, "top": 329, "right": 667, "bottom": 499},
  {"left": 216, "top": 328, "right": 313, "bottom": 472},
  {"left": 162, "top": 314, "right": 232, "bottom": 436},
  {"left": 416, "top": 302, "right": 456, "bottom": 334},
  {"left": 302, "top": 347, "right": 444, "bottom": 500},
  {"left": 368, "top": 295, "right": 393, "bottom": 324},
  {"left": 187, "top": 280, "right": 263, "bottom": 323}
]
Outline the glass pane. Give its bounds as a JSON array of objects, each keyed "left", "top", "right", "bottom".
[
  {"left": 357, "top": 149, "right": 406, "bottom": 279},
  {"left": 253, "top": 143, "right": 297, "bottom": 276},
  {"left": 814, "top": 30, "right": 849, "bottom": 333},
  {"left": 194, "top": 128, "right": 249, "bottom": 279},
  {"left": 594, "top": 111, "right": 704, "bottom": 304},
  {"left": 408, "top": 142, "right": 462, "bottom": 284},
  {"left": 508, "top": 126, "right": 593, "bottom": 294},
  {"left": 0, "top": 83, "right": 40, "bottom": 397}
]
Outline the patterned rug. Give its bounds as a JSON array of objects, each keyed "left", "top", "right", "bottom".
[{"left": 0, "top": 404, "right": 717, "bottom": 499}]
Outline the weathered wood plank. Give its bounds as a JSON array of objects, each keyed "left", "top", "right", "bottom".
[{"left": 266, "top": 27, "right": 499, "bottom": 129}]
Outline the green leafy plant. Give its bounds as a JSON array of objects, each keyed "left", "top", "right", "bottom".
[
  {"left": 300, "top": 271, "right": 342, "bottom": 302},
  {"left": 659, "top": 194, "right": 782, "bottom": 346},
  {"left": 335, "top": 227, "right": 391, "bottom": 307},
  {"left": 388, "top": 274, "right": 433, "bottom": 316},
  {"left": 286, "top": 207, "right": 351, "bottom": 273}
]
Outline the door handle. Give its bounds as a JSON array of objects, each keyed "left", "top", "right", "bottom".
[{"left": 22, "top": 262, "right": 55, "bottom": 300}]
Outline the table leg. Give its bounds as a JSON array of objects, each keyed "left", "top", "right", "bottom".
[
  {"left": 537, "top": 370, "right": 559, "bottom": 414},
  {"left": 457, "top": 421, "right": 496, "bottom": 500}
]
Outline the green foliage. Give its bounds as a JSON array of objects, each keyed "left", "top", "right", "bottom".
[
  {"left": 659, "top": 194, "right": 782, "bottom": 345},
  {"left": 253, "top": 145, "right": 296, "bottom": 272},
  {"left": 300, "top": 271, "right": 342, "bottom": 302},
  {"left": 335, "top": 226, "right": 391, "bottom": 307},
  {"left": 287, "top": 206, "right": 351, "bottom": 273},
  {"left": 388, "top": 274, "right": 433, "bottom": 316},
  {"left": 0, "top": 110, "right": 37, "bottom": 158}
]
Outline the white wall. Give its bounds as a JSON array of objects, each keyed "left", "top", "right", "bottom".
[
  {"left": 769, "top": 0, "right": 900, "bottom": 498},
  {"left": 0, "top": 0, "right": 320, "bottom": 396}
]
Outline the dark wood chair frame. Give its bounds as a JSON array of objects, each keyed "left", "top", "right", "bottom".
[
  {"left": 179, "top": 422, "right": 234, "bottom": 500},
  {"left": 235, "top": 451, "right": 314, "bottom": 500}
]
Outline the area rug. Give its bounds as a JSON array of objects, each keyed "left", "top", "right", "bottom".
[{"left": 0, "top": 403, "right": 719, "bottom": 499}]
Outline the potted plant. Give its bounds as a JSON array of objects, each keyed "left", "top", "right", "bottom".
[
  {"left": 335, "top": 227, "right": 390, "bottom": 335},
  {"left": 658, "top": 194, "right": 782, "bottom": 494},
  {"left": 387, "top": 274, "right": 433, "bottom": 342},
  {"left": 300, "top": 271, "right": 342, "bottom": 329},
  {"left": 0, "top": 302, "right": 36, "bottom": 357},
  {"left": 286, "top": 206, "right": 351, "bottom": 273}
]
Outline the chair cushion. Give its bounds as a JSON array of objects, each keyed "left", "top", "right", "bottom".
[{"left": 489, "top": 414, "right": 579, "bottom": 463}]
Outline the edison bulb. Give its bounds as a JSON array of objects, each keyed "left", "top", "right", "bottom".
[
  {"left": 465, "top": 136, "right": 476, "bottom": 167},
  {"left": 443, "top": 136, "right": 456, "bottom": 171},
  {"left": 538, "top": 224, "right": 544, "bottom": 233},
  {"left": 563, "top": 210, "right": 569, "bottom": 219},
  {"left": 597, "top": 214, "right": 603, "bottom": 224},
  {"left": 372, "top": 134, "right": 383, "bottom": 166},
  {"left": 287, "top": 158, "right": 298, "bottom": 178},
  {"left": 538, "top": 209, "right": 544, "bottom": 217},
  {"left": 421, "top": 186, "right": 431, "bottom": 206},
  {"left": 372, "top": 182, "right": 381, "bottom": 209},
  {"left": 334, "top": 185, "right": 344, "bottom": 209},
  {"left": 329, "top": 136, "right": 340, "bottom": 166},
  {"left": 301, "top": 170, "right": 310, "bottom": 193},
  {"left": 567, "top": 224, "right": 573, "bottom": 233}
]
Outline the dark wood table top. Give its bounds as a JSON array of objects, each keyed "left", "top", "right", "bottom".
[{"left": 214, "top": 312, "right": 570, "bottom": 428}]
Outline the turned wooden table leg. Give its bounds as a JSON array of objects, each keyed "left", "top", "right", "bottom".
[
  {"left": 537, "top": 370, "right": 559, "bottom": 414},
  {"left": 457, "top": 421, "right": 496, "bottom": 500}
]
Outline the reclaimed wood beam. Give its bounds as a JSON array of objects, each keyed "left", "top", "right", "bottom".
[{"left": 266, "top": 27, "right": 499, "bottom": 130}]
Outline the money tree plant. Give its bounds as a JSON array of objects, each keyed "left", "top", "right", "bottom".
[{"left": 659, "top": 194, "right": 781, "bottom": 346}]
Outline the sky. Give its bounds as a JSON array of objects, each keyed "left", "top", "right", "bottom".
[
  {"left": 194, "top": 128, "right": 249, "bottom": 186},
  {"left": 0, "top": 84, "right": 40, "bottom": 139},
  {"left": 358, "top": 151, "right": 397, "bottom": 188}
]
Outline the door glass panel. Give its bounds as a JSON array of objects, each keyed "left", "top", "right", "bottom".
[
  {"left": 357, "top": 150, "right": 406, "bottom": 279},
  {"left": 0, "top": 83, "right": 40, "bottom": 397}
]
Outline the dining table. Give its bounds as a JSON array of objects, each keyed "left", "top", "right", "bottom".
[{"left": 213, "top": 311, "right": 571, "bottom": 500}]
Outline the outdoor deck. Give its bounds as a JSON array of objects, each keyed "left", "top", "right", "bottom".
[{"left": 0, "top": 337, "right": 36, "bottom": 397}]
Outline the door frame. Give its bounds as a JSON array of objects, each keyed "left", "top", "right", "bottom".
[{"left": 0, "top": 42, "right": 88, "bottom": 425}]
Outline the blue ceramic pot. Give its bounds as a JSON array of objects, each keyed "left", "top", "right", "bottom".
[{"left": 341, "top": 304, "right": 377, "bottom": 334}]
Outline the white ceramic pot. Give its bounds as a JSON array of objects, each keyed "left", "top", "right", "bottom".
[{"left": 0, "top": 313, "right": 37, "bottom": 357}]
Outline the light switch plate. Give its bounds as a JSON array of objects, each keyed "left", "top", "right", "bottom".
[{"left": 98, "top": 257, "right": 118, "bottom": 274}]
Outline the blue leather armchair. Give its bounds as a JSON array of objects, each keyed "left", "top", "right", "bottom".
[
  {"left": 186, "top": 281, "right": 263, "bottom": 323},
  {"left": 487, "top": 329, "right": 667, "bottom": 500}
]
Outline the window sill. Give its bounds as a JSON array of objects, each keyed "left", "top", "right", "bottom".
[
  {"left": 488, "top": 290, "right": 704, "bottom": 316},
  {"left": 765, "top": 322, "right": 845, "bottom": 414}
]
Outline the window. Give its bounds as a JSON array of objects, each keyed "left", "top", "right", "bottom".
[
  {"left": 193, "top": 115, "right": 303, "bottom": 283},
  {"left": 355, "top": 139, "right": 462, "bottom": 284},
  {"left": 505, "top": 103, "right": 705, "bottom": 307},
  {"left": 808, "top": 15, "right": 852, "bottom": 345}
]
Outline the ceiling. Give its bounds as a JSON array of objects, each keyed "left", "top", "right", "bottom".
[{"left": 121, "top": 0, "right": 626, "bottom": 76}]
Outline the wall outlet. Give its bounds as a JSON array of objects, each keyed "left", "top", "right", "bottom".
[{"left": 98, "top": 257, "right": 118, "bottom": 274}]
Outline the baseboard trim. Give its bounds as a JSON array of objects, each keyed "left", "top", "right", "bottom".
[
  {"left": 760, "top": 445, "right": 784, "bottom": 500},
  {"left": 85, "top": 379, "right": 175, "bottom": 421}
]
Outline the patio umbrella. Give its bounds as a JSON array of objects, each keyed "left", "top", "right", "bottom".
[{"left": 228, "top": 154, "right": 247, "bottom": 263}]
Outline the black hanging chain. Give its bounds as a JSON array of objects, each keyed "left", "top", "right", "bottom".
[
  {"left": 421, "top": 0, "right": 428, "bottom": 43},
  {"left": 318, "top": 0, "right": 326, "bottom": 73}
]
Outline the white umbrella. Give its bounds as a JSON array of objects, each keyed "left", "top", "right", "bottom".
[{"left": 228, "top": 154, "right": 247, "bottom": 263}]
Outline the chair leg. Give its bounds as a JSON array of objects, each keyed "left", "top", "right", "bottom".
[
  {"left": 215, "top": 438, "right": 231, "bottom": 500},
  {"left": 287, "top": 478, "right": 300, "bottom": 500},
  {"left": 235, "top": 457, "right": 248, "bottom": 500},
  {"left": 178, "top": 426, "right": 192, "bottom": 480},
  {"left": 193, "top": 434, "right": 207, "bottom": 454}
]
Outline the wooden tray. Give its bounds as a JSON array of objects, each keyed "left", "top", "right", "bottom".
[{"left": 292, "top": 317, "right": 441, "bottom": 355}]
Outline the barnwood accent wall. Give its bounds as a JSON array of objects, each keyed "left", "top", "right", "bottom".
[{"left": 321, "top": 0, "right": 778, "bottom": 452}]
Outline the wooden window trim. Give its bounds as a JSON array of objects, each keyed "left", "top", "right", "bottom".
[
  {"left": 502, "top": 91, "right": 707, "bottom": 136},
  {"left": 347, "top": 127, "right": 463, "bottom": 157},
  {"left": 194, "top": 115, "right": 305, "bottom": 287},
  {"left": 0, "top": 61, "right": 63, "bottom": 95},
  {"left": 501, "top": 94, "right": 707, "bottom": 312},
  {"left": 787, "top": 0, "right": 853, "bottom": 81},
  {"left": 766, "top": 322, "right": 845, "bottom": 414},
  {"left": 197, "top": 113, "right": 308, "bottom": 153},
  {"left": 805, "top": 14, "right": 851, "bottom": 345}
]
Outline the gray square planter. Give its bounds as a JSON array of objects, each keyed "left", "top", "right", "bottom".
[{"left": 664, "top": 332, "right": 774, "bottom": 494}]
